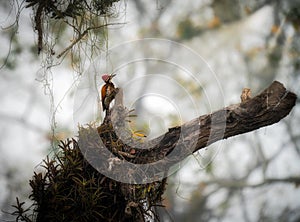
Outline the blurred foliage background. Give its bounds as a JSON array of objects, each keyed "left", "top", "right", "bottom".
[{"left": 0, "top": 0, "right": 300, "bottom": 221}]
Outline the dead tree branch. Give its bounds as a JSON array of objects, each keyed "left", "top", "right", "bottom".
[
  {"left": 92, "top": 81, "right": 297, "bottom": 184},
  {"left": 130, "top": 81, "right": 297, "bottom": 164}
]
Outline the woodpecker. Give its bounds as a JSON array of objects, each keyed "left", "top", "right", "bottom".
[{"left": 101, "top": 73, "right": 117, "bottom": 114}]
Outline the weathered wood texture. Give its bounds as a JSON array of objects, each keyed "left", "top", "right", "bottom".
[{"left": 131, "top": 81, "right": 297, "bottom": 164}]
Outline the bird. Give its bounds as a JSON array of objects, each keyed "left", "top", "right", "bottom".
[{"left": 101, "top": 73, "right": 117, "bottom": 114}]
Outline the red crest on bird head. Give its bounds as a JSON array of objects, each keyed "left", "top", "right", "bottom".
[
  {"left": 101, "top": 73, "right": 116, "bottom": 82},
  {"left": 102, "top": 74, "right": 110, "bottom": 82}
]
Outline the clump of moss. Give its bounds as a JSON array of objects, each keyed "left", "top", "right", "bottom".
[
  {"left": 25, "top": 0, "right": 121, "bottom": 53},
  {"left": 12, "top": 123, "right": 167, "bottom": 222},
  {"left": 25, "top": 0, "right": 119, "bottom": 19}
]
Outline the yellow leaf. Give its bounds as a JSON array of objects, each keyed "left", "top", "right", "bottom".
[
  {"left": 207, "top": 16, "right": 221, "bottom": 29},
  {"left": 271, "top": 25, "right": 280, "bottom": 34}
]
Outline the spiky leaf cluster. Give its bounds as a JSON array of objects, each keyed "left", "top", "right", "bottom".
[{"left": 12, "top": 125, "right": 167, "bottom": 222}]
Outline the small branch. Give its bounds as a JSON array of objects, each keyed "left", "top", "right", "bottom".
[
  {"left": 56, "top": 30, "right": 88, "bottom": 59},
  {"left": 117, "top": 150, "right": 135, "bottom": 159},
  {"left": 203, "top": 176, "right": 300, "bottom": 189},
  {"left": 56, "top": 22, "right": 125, "bottom": 58}
]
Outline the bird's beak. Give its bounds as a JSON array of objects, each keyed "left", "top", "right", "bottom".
[{"left": 110, "top": 73, "right": 116, "bottom": 78}]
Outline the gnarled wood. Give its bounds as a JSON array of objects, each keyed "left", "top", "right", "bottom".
[
  {"left": 131, "top": 81, "right": 297, "bottom": 164},
  {"left": 90, "top": 81, "right": 296, "bottom": 183}
]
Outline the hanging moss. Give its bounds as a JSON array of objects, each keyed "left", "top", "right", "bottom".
[
  {"left": 25, "top": 0, "right": 120, "bottom": 19},
  {"left": 24, "top": 0, "right": 121, "bottom": 54}
]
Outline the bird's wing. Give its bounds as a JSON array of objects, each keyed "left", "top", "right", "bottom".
[{"left": 101, "top": 85, "right": 107, "bottom": 111}]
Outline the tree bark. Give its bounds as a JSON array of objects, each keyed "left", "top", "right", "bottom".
[
  {"left": 89, "top": 81, "right": 296, "bottom": 183},
  {"left": 131, "top": 81, "right": 297, "bottom": 164},
  {"left": 72, "top": 80, "right": 297, "bottom": 221}
]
